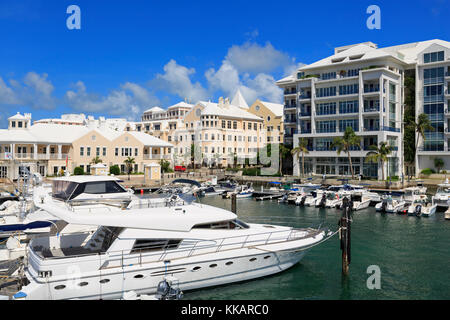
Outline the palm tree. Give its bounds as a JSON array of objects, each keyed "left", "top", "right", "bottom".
[
  {"left": 124, "top": 157, "right": 135, "bottom": 181},
  {"left": 278, "top": 144, "right": 291, "bottom": 176},
  {"left": 365, "top": 142, "right": 393, "bottom": 181},
  {"left": 291, "top": 138, "right": 309, "bottom": 178},
  {"left": 410, "top": 113, "right": 434, "bottom": 159},
  {"left": 434, "top": 158, "right": 444, "bottom": 173},
  {"left": 331, "top": 127, "right": 361, "bottom": 179},
  {"left": 90, "top": 156, "right": 102, "bottom": 164}
]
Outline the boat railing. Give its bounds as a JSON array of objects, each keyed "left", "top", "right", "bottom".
[{"left": 30, "top": 227, "right": 324, "bottom": 269}]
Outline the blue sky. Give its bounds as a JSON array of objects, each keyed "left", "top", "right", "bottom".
[{"left": 0, "top": 0, "right": 449, "bottom": 127}]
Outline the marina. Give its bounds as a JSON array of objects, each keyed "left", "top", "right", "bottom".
[{"left": 1, "top": 172, "right": 449, "bottom": 300}]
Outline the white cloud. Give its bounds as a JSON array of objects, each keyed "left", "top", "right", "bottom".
[
  {"left": 65, "top": 81, "right": 159, "bottom": 120},
  {"left": 225, "top": 41, "right": 297, "bottom": 75},
  {"left": 0, "top": 72, "right": 56, "bottom": 109},
  {"left": 152, "top": 59, "right": 209, "bottom": 102}
]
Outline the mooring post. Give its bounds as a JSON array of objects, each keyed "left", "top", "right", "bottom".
[
  {"left": 340, "top": 197, "right": 351, "bottom": 276},
  {"left": 231, "top": 193, "right": 237, "bottom": 214}
]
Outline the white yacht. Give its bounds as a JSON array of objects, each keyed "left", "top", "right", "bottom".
[
  {"left": 5, "top": 192, "right": 332, "bottom": 300},
  {"left": 352, "top": 195, "right": 372, "bottom": 211},
  {"left": 375, "top": 196, "right": 406, "bottom": 213},
  {"left": 432, "top": 180, "right": 450, "bottom": 209},
  {"left": 420, "top": 202, "right": 437, "bottom": 217},
  {"left": 324, "top": 192, "right": 343, "bottom": 209},
  {"left": 403, "top": 187, "right": 428, "bottom": 204}
]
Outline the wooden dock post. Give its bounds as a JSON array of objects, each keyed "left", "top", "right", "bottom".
[
  {"left": 231, "top": 193, "right": 237, "bottom": 214},
  {"left": 340, "top": 197, "right": 352, "bottom": 276}
]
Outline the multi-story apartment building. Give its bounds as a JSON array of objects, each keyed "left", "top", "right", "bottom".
[
  {"left": 277, "top": 41, "right": 405, "bottom": 179},
  {"left": 277, "top": 39, "right": 450, "bottom": 180},
  {"left": 413, "top": 41, "right": 450, "bottom": 173},
  {"left": 248, "top": 99, "right": 284, "bottom": 144},
  {"left": 0, "top": 113, "right": 173, "bottom": 180},
  {"left": 169, "top": 94, "right": 266, "bottom": 167}
]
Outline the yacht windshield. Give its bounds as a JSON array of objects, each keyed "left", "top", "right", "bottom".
[{"left": 52, "top": 181, "right": 78, "bottom": 200}]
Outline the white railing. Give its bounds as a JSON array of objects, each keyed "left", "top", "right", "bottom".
[{"left": 32, "top": 227, "right": 323, "bottom": 269}]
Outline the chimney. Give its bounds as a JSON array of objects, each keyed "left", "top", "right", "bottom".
[{"left": 218, "top": 97, "right": 224, "bottom": 107}]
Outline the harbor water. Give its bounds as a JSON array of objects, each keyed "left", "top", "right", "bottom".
[{"left": 184, "top": 196, "right": 450, "bottom": 300}]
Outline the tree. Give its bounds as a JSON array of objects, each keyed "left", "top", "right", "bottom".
[
  {"left": 124, "top": 157, "right": 135, "bottom": 180},
  {"left": 409, "top": 113, "right": 434, "bottom": 161},
  {"left": 291, "top": 138, "right": 309, "bottom": 178},
  {"left": 434, "top": 158, "right": 444, "bottom": 173},
  {"left": 331, "top": 127, "right": 361, "bottom": 179},
  {"left": 109, "top": 165, "right": 120, "bottom": 175},
  {"left": 278, "top": 144, "right": 291, "bottom": 175},
  {"left": 73, "top": 166, "right": 84, "bottom": 175},
  {"left": 160, "top": 159, "right": 172, "bottom": 173},
  {"left": 403, "top": 73, "right": 416, "bottom": 165},
  {"left": 365, "top": 141, "right": 393, "bottom": 181},
  {"left": 90, "top": 156, "right": 102, "bottom": 164}
]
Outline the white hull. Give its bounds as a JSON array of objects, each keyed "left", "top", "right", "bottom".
[
  {"left": 353, "top": 199, "right": 371, "bottom": 211},
  {"left": 18, "top": 241, "right": 313, "bottom": 300}
]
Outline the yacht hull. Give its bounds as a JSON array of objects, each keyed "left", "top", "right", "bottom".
[{"left": 17, "top": 240, "right": 315, "bottom": 300}]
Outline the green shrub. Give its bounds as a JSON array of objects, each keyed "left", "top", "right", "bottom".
[
  {"left": 420, "top": 168, "right": 435, "bottom": 175},
  {"left": 110, "top": 165, "right": 120, "bottom": 175},
  {"left": 73, "top": 167, "right": 84, "bottom": 175}
]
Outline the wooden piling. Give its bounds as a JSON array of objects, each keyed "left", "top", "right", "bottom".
[
  {"left": 340, "top": 197, "right": 352, "bottom": 276},
  {"left": 231, "top": 193, "right": 237, "bottom": 214}
]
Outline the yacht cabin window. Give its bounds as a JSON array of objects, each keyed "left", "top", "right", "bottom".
[
  {"left": 193, "top": 219, "right": 249, "bottom": 230},
  {"left": 52, "top": 180, "right": 127, "bottom": 200},
  {"left": 131, "top": 239, "right": 182, "bottom": 253}
]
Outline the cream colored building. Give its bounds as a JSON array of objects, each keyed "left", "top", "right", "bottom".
[
  {"left": 170, "top": 93, "right": 266, "bottom": 167},
  {"left": 248, "top": 99, "right": 284, "bottom": 144},
  {"left": 0, "top": 113, "right": 173, "bottom": 180}
]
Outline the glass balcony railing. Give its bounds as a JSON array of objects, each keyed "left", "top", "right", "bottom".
[
  {"left": 364, "top": 85, "right": 380, "bottom": 93},
  {"left": 363, "top": 127, "right": 380, "bottom": 132},
  {"left": 382, "top": 126, "right": 400, "bottom": 133},
  {"left": 363, "top": 106, "right": 380, "bottom": 112}
]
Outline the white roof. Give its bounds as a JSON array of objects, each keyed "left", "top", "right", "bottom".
[
  {"left": 0, "top": 122, "right": 172, "bottom": 147},
  {"left": 128, "top": 131, "right": 173, "bottom": 147},
  {"left": 34, "top": 196, "right": 237, "bottom": 232},
  {"left": 167, "top": 101, "right": 194, "bottom": 109},
  {"left": 286, "top": 39, "right": 450, "bottom": 76},
  {"left": 51, "top": 175, "right": 121, "bottom": 183},
  {"left": 143, "top": 106, "right": 165, "bottom": 113},
  {"left": 231, "top": 89, "right": 249, "bottom": 109},
  {"left": 258, "top": 101, "right": 284, "bottom": 117},
  {"left": 8, "top": 113, "right": 27, "bottom": 120},
  {"left": 91, "top": 163, "right": 107, "bottom": 168},
  {"left": 199, "top": 101, "right": 263, "bottom": 121}
]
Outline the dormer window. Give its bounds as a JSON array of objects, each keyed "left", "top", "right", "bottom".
[
  {"left": 11, "top": 121, "right": 16, "bottom": 128},
  {"left": 18, "top": 121, "right": 23, "bottom": 128},
  {"left": 331, "top": 57, "right": 346, "bottom": 63},
  {"left": 424, "top": 51, "right": 444, "bottom": 63}
]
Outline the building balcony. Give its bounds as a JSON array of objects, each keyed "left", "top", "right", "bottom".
[
  {"left": 363, "top": 106, "right": 380, "bottom": 112},
  {"left": 284, "top": 119, "right": 297, "bottom": 124},
  {"left": 299, "top": 111, "right": 311, "bottom": 117},
  {"left": 143, "top": 154, "right": 171, "bottom": 160},
  {"left": 363, "top": 127, "right": 380, "bottom": 132},
  {"left": 284, "top": 104, "right": 297, "bottom": 110},
  {"left": 0, "top": 153, "right": 70, "bottom": 160},
  {"left": 298, "top": 94, "right": 312, "bottom": 100},
  {"left": 382, "top": 126, "right": 400, "bottom": 133},
  {"left": 284, "top": 90, "right": 297, "bottom": 95}
]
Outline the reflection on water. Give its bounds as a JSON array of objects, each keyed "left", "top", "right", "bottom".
[{"left": 185, "top": 196, "right": 450, "bottom": 300}]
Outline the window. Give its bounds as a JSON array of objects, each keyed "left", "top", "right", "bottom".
[
  {"left": 135, "top": 148, "right": 138, "bottom": 156},
  {"left": 115, "top": 148, "right": 118, "bottom": 156},
  {"left": 131, "top": 239, "right": 182, "bottom": 253},
  {"left": 233, "top": 121, "right": 237, "bottom": 129},
  {"left": 80, "top": 147, "right": 84, "bottom": 156},
  {"left": 103, "top": 147, "right": 107, "bottom": 156},
  {"left": 86, "top": 147, "right": 91, "bottom": 157},
  {"left": 193, "top": 219, "right": 249, "bottom": 230},
  {"left": 424, "top": 51, "right": 444, "bottom": 63},
  {"left": 96, "top": 147, "right": 100, "bottom": 156}
]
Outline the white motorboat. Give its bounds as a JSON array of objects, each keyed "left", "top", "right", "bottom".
[
  {"left": 375, "top": 196, "right": 406, "bottom": 213},
  {"left": 407, "top": 199, "right": 427, "bottom": 216},
  {"left": 432, "top": 180, "right": 450, "bottom": 208},
  {"left": 352, "top": 195, "right": 372, "bottom": 211},
  {"left": 3, "top": 192, "right": 333, "bottom": 300},
  {"left": 324, "top": 192, "right": 342, "bottom": 208},
  {"left": 201, "top": 186, "right": 225, "bottom": 196},
  {"left": 403, "top": 187, "right": 428, "bottom": 204},
  {"left": 420, "top": 202, "right": 437, "bottom": 217},
  {"left": 223, "top": 184, "right": 254, "bottom": 199}
]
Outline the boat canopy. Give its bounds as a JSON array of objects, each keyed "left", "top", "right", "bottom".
[
  {"left": 171, "top": 179, "right": 202, "bottom": 187},
  {"left": 33, "top": 194, "right": 236, "bottom": 232}
]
